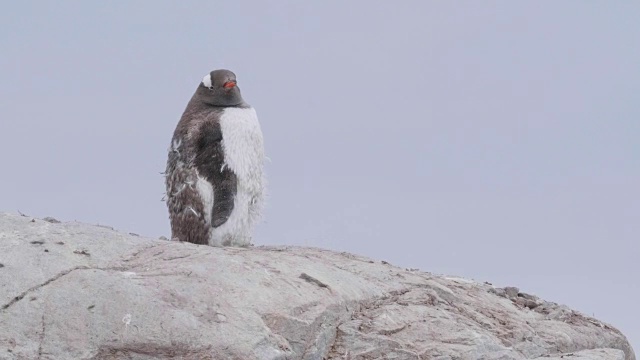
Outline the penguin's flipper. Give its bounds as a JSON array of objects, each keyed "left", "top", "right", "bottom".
[
  {"left": 193, "top": 121, "right": 238, "bottom": 228},
  {"left": 210, "top": 168, "right": 237, "bottom": 228}
]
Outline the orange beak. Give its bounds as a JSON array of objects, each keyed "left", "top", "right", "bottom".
[{"left": 223, "top": 81, "right": 236, "bottom": 89}]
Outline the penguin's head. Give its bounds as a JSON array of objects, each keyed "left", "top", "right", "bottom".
[{"left": 197, "top": 69, "right": 244, "bottom": 107}]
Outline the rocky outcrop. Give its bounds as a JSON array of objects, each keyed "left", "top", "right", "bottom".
[{"left": 0, "top": 213, "right": 635, "bottom": 360}]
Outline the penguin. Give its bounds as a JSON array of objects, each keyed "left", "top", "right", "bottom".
[{"left": 165, "top": 69, "right": 265, "bottom": 246}]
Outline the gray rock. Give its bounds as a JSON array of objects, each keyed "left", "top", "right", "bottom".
[
  {"left": 0, "top": 212, "right": 635, "bottom": 360},
  {"left": 534, "top": 348, "right": 626, "bottom": 360},
  {"left": 518, "top": 291, "right": 539, "bottom": 302},
  {"left": 504, "top": 286, "right": 520, "bottom": 299}
]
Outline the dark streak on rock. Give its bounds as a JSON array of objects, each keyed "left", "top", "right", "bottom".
[
  {"left": 30, "top": 240, "right": 45, "bottom": 245},
  {"left": 299, "top": 273, "right": 330, "bottom": 289},
  {"left": 96, "top": 224, "right": 115, "bottom": 230},
  {"left": 89, "top": 343, "right": 215, "bottom": 359},
  {"left": 38, "top": 311, "right": 46, "bottom": 357},
  {"left": 378, "top": 324, "right": 407, "bottom": 336},
  {"left": 162, "top": 254, "right": 191, "bottom": 261}
]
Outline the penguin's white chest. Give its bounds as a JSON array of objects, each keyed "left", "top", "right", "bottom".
[
  {"left": 219, "top": 107, "right": 264, "bottom": 190},
  {"left": 196, "top": 106, "right": 265, "bottom": 247}
]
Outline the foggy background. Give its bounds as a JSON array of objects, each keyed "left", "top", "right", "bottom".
[{"left": 1, "top": 1, "right": 638, "bottom": 351}]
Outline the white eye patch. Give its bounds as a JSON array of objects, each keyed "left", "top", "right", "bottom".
[{"left": 202, "top": 74, "right": 212, "bottom": 88}]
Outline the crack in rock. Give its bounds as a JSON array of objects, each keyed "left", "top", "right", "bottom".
[
  {"left": 121, "top": 243, "right": 167, "bottom": 262},
  {"left": 1, "top": 265, "right": 133, "bottom": 311},
  {"left": 1, "top": 244, "right": 178, "bottom": 312},
  {"left": 89, "top": 343, "right": 216, "bottom": 359},
  {"left": 1, "top": 265, "right": 91, "bottom": 311},
  {"left": 37, "top": 310, "right": 46, "bottom": 359}
]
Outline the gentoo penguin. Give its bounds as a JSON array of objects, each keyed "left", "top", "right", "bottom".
[{"left": 165, "top": 69, "right": 265, "bottom": 246}]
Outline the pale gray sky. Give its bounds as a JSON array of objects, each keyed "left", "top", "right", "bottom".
[{"left": 1, "top": 1, "right": 638, "bottom": 352}]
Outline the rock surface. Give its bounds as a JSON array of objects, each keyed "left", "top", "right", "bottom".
[
  {"left": 0, "top": 213, "right": 635, "bottom": 360},
  {"left": 538, "top": 348, "right": 625, "bottom": 360}
]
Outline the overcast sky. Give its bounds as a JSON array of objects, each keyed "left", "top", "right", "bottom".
[{"left": 1, "top": 1, "right": 638, "bottom": 352}]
